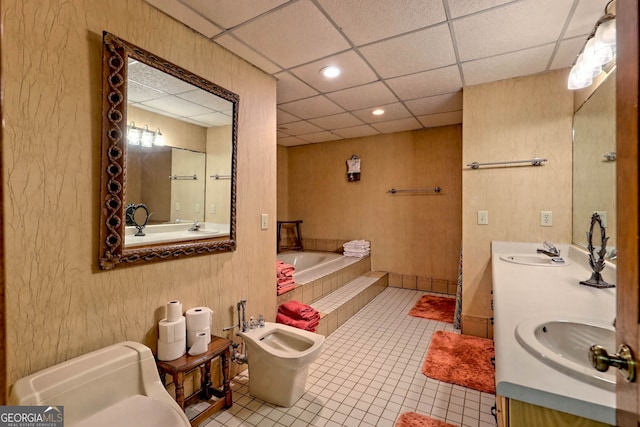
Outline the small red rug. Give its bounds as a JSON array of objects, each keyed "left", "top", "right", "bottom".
[
  {"left": 395, "top": 412, "right": 456, "bottom": 427},
  {"left": 422, "top": 331, "right": 495, "bottom": 394},
  {"left": 408, "top": 295, "right": 456, "bottom": 323}
]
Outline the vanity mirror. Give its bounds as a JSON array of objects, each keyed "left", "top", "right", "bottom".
[
  {"left": 99, "top": 32, "right": 238, "bottom": 270},
  {"left": 572, "top": 69, "right": 616, "bottom": 254}
]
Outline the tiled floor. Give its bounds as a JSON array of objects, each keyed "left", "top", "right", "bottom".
[{"left": 200, "top": 287, "right": 497, "bottom": 427}]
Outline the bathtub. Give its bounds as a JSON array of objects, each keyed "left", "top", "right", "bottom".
[{"left": 277, "top": 251, "right": 343, "bottom": 274}]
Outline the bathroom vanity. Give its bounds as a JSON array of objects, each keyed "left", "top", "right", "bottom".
[{"left": 492, "top": 241, "right": 616, "bottom": 427}]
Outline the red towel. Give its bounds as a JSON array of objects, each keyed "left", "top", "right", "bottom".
[
  {"left": 277, "top": 263, "right": 295, "bottom": 278},
  {"left": 276, "top": 312, "right": 319, "bottom": 332},
  {"left": 276, "top": 283, "right": 296, "bottom": 295},
  {"left": 277, "top": 277, "right": 295, "bottom": 287},
  {"left": 278, "top": 300, "right": 318, "bottom": 321}
]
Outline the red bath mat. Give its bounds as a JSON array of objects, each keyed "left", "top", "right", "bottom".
[
  {"left": 422, "top": 331, "right": 495, "bottom": 394},
  {"left": 408, "top": 295, "right": 456, "bottom": 323},
  {"left": 395, "top": 412, "right": 456, "bottom": 427}
]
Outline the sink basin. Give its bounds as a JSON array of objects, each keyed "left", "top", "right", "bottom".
[
  {"left": 515, "top": 317, "right": 615, "bottom": 390},
  {"left": 500, "top": 254, "right": 569, "bottom": 266}
]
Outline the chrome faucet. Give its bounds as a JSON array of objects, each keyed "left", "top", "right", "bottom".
[
  {"left": 222, "top": 299, "right": 248, "bottom": 333},
  {"left": 188, "top": 221, "right": 201, "bottom": 231},
  {"left": 537, "top": 241, "right": 560, "bottom": 257}
]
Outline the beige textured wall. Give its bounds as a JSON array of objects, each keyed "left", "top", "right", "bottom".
[
  {"left": 284, "top": 126, "right": 462, "bottom": 283},
  {"left": 461, "top": 70, "right": 573, "bottom": 328},
  {"left": 2, "top": 0, "right": 276, "bottom": 386},
  {"left": 206, "top": 126, "right": 232, "bottom": 224},
  {"left": 277, "top": 145, "right": 290, "bottom": 220}
]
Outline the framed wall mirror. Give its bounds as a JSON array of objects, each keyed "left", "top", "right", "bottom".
[{"left": 99, "top": 32, "right": 238, "bottom": 270}]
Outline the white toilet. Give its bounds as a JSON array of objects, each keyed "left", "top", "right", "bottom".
[
  {"left": 238, "top": 322, "right": 324, "bottom": 407},
  {"left": 9, "top": 341, "right": 190, "bottom": 427}
]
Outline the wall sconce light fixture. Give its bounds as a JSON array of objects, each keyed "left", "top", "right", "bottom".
[
  {"left": 127, "top": 122, "right": 166, "bottom": 147},
  {"left": 568, "top": 0, "right": 616, "bottom": 90}
]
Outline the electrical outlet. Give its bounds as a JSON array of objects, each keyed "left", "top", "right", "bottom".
[
  {"left": 175, "top": 202, "right": 180, "bottom": 211},
  {"left": 195, "top": 203, "right": 200, "bottom": 213},
  {"left": 477, "top": 211, "right": 488, "bottom": 225},
  {"left": 260, "top": 213, "right": 268, "bottom": 230},
  {"left": 210, "top": 204, "right": 216, "bottom": 214},
  {"left": 541, "top": 211, "right": 553, "bottom": 227}
]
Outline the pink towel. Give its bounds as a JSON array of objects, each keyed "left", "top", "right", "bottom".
[
  {"left": 276, "top": 312, "right": 319, "bottom": 332},
  {"left": 276, "top": 260, "right": 295, "bottom": 278},
  {"left": 278, "top": 300, "right": 318, "bottom": 321},
  {"left": 276, "top": 283, "right": 296, "bottom": 295},
  {"left": 277, "top": 277, "right": 295, "bottom": 287}
]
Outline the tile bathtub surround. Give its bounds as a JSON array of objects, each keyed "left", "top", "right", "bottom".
[{"left": 199, "top": 288, "right": 496, "bottom": 427}]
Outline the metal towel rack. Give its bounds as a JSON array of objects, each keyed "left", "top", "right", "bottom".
[
  {"left": 466, "top": 157, "right": 547, "bottom": 169},
  {"left": 387, "top": 187, "right": 442, "bottom": 194},
  {"left": 169, "top": 174, "right": 197, "bottom": 180},
  {"left": 210, "top": 174, "right": 231, "bottom": 180}
]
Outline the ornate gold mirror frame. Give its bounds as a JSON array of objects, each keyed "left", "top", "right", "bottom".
[{"left": 98, "top": 32, "right": 238, "bottom": 270}]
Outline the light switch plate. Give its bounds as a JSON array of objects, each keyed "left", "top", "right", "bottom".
[
  {"left": 477, "top": 211, "right": 488, "bottom": 225},
  {"left": 260, "top": 214, "right": 268, "bottom": 230}
]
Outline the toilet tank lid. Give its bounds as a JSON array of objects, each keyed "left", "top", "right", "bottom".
[
  {"left": 9, "top": 341, "right": 153, "bottom": 405},
  {"left": 73, "top": 395, "right": 189, "bottom": 427}
]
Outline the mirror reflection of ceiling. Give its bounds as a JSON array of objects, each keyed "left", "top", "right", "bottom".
[
  {"left": 128, "top": 60, "right": 233, "bottom": 128},
  {"left": 145, "top": 0, "right": 611, "bottom": 146}
]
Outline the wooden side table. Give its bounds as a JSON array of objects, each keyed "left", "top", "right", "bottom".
[{"left": 156, "top": 336, "right": 233, "bottom": 426}]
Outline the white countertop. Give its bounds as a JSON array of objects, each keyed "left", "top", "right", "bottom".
[
  {"left": 124, "top": 222, "right": 230, "bottom": 248},
  {"left": 492, "top": 241, "right": 616, "bottom": 425}
]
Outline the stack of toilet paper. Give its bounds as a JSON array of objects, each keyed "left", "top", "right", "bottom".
[
  {"left": 186, "top": 306, "right": 213, "bottom": 356},
  {"left": 157, "top": 300, "right": 187, "bottom": 361}
]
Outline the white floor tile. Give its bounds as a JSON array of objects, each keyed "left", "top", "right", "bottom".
[{"left": 192, "top": 288, "right": 497, "bottom": 426}]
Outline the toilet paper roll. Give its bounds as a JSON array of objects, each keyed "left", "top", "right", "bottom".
[
  {"left": 188, "top": 332, "right": 208, "bottom": 356},
  {"left": 187, "top": 326, "right": 211, "bottom": 348},
  {"left": 166, "top": 300, "right": 183, "bottom": 322},
  {"left": 157, "top": 337, "right": 186, "bottom": 361},
  {"left": 185, "top": 307, "right": 213, "bottom": 331},
  {"left": 158, "top": 316, "right": 186, "bottom": 343}
]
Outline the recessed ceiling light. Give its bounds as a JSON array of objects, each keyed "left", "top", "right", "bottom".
[
  {"left": 372, "top": 108, "right": 385, "bottom": 116},
  {"left": 320, "top": 66, "right": 341, "bottom": 78}
]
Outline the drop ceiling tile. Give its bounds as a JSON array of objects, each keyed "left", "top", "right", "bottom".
[
  {"left": 289, "top": 51, "right": 377, "bottom": 93},
  {"left": 386, "top": 65, "right": 462, "bottom": 100},
  {"left": 549, "top": 37, "right": 585, "bottom": 70},
  {"left": 279, "top": 136, "right": 312, "bottom": 146},
  {"left": 462, "top": 44, "right": 555, "bottom": 86},
  {"left": 317, "top": 0, "right": 446, "bottom": 46},
  {"left": 452, "top": 0, "right": 573, "bottom": 62},
  {"left": 189, "top": 112, "right": 233, "bottom": 127},
  {"left": 177, "top": 89, "right": 234, "bottom": 112},
  {"left": 129, "top": 61, "right": 195, "bottom": 94},
  {"left": 274, "top": 71, "right": 319, "bottom": 104},
  {"left": 215, "top": 34, "right": 282, "bottom": 75},
  {"left": 229, "top": 1, "right": 350, "bottom": 69},
  {"left": 141, "top": 95, "right": 214, "bottom": 117},
  {"left": 351, "top": 102, "right": 412, "bottom": 123},
  {"left": 371, "top": 117, "right": 423, "bottom": 134},
  {"left": 277, "top": 109, "right": 301, "bottom": 125},
  {"left": 145, "top": 0, "right": 222, "bottom": 38},
  {"left": 326, "top": 82, "right": 398, "bottom": 111},
  {"left": 563, "top": 0, "right": 611, "bottom": 38},
  {"left": 405, "top": 91, "right": 463, "bottom": 116},
  {"left": 276, "top": 120, "right": 323, "bottom": 135},
  {"left": 299, "top": 131, "right": 344, "bottom": 143},
  {"left": 309, "top": 113, "right": 365, "bottom": 130},
  {"left": 332, "top": 125, "right": 380, "bottom": 139},
  {"left": 128, "top": 81, "right": 167, "bottom": 103},
  {"left": 279, "top": 95, "right": 345, "bottom": 120},
  {"left": 446, "top": 0, "right": 515, "bottom": 19},
  {"left": 417, "top": 110, "right": 463, "bottom": 128},
  {"left": 360, "top": 24, "right": 456, "bottom": 78},
  {"left": 181, "top": 0, "right": 289, "bottom": 29}
]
